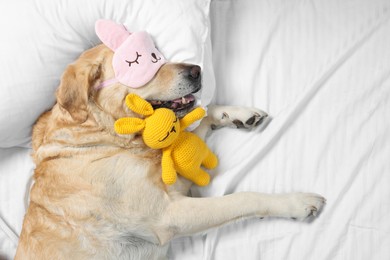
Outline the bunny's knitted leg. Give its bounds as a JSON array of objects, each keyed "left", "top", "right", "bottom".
[{"left": 202, "top": 149, "right": 218, "bottom": 169}]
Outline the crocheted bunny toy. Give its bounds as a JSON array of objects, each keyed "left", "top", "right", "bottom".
[
  {"left": 115, "top": 94, "right": 218, "bottom": 186},
  {"left": 95, "top": 19, "right": 166, "bottom": 88}
]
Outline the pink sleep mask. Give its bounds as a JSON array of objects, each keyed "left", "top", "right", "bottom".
[{"left": 95, "top": 19, "right": 166, "bottom": 88}]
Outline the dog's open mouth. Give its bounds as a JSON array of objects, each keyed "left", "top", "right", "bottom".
[{"left": 148, "top": 94, "right": 196, "bottom": 113}]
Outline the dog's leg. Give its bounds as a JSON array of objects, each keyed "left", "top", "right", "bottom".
[
  {"left": 194, "top": 105, "right": 268, "bottom": 139},
  {"left": 157, "top": 192, "right": 325, "bottom": 244}
]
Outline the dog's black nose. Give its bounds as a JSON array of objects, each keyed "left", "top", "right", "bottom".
[{"left": 189, "top": 65, "right": 201, "bottom": 80}]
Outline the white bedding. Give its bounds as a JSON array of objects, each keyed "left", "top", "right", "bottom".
[
  {"left": 0, "top": 148, "right": 33, "bottom": 259},
  {"left": 170, "top": 0, "right": 390, "bottom": 259},
  {"left": 1, "top": 0, "right": 390, "bottom": 259}
]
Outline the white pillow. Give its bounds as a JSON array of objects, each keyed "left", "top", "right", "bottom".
[{"left": 0, "top": 0, "right": 215, "bottom": 148}]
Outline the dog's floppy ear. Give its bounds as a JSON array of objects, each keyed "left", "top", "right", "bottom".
[
  {"left": 114, "top": 118, "right": 145, "bottom": 134},
  {"left": 56, "top": 58, "right": 101, "bottom": 122},
  {"left": 125, "top": 94, "right": 154, "bottom": 116}
]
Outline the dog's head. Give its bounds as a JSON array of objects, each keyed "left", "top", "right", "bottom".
[{"left": 55, "top": 44, "right": 201, "bottom": 128}]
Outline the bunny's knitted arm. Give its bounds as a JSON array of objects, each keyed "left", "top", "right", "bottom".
[
  {"left": 180, "top": 107, "right": 206, "bottom": 130},
  {"left": 161, "top": 148, "right": 177, "bottom": 185}
]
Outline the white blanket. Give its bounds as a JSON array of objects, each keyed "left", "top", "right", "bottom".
[
  {"left": 0, "top": 148, "right": 33, "bottom": 259},
  {"left": 170, "top": 0, "right": 390, "bottom": 259}
]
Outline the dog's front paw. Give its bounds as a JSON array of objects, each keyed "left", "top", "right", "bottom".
[
  {"left": 287, "top": 193, "right": 326, "bottom": 221},
  {"left": 209, "top": 106, "right": 268, "bottom": 130}
]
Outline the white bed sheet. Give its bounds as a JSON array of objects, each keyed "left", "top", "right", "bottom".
[
  {"left": 1, "top": 0, "right": 390, "bottom": 259},
  {"left": 170, "top": 0, "right": 390, "bottom": 259},
  {"left": 0, "top": 148, "right": 33, "bottom": 259}
]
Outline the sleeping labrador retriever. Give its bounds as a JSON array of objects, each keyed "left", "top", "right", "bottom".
[{"left": 15, "top": 43, "right": 325, "bottom": 259}]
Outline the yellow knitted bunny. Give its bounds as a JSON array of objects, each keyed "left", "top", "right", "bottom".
[{"left": 115, "top": 94, "right": 218, "bottom": 186}]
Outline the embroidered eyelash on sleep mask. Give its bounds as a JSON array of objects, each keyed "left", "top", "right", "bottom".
[{"left": 95, "top": 19, "right": 167, "bottom": 89}]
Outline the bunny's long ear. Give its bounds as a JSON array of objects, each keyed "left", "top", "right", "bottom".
[
  {"left": 125, "top": 94, "right": 154, "bottom": 116},
  {"left": 95, "top": 19, "right": 130, "bottom": 51},
  {"left": 114, "top": 118, "right": 145, "bottom": 134}
]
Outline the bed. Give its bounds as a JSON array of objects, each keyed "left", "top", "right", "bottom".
[{"left": 1, "top": 0, "right": 390, "bottom": 259}]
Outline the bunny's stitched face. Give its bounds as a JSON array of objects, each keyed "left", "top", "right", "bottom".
[{"left": 143, "top": 109, "right": 181, "bottom": 149}]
